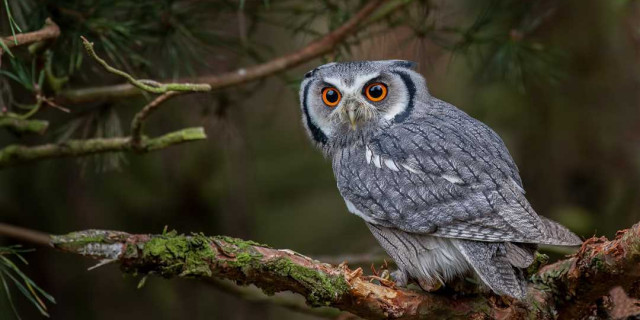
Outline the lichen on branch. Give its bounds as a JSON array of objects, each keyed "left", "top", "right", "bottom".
[
  {"left": 43, "top": 222, "right": 640, "bottom": 319},
  {"left": 0, "top": 127, "right": 206, "bottom": 168}
]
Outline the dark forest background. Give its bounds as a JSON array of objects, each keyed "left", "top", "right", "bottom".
[{"left": 1, "top": 0, "right": 639, "bottom": 319}]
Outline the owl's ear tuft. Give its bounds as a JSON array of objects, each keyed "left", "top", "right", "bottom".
[
  {"left": 390, "top": 60, "right": 417, "bottom": 70},
  {"left": 304, "top": 69, "right": 316, "bottom": 79}
]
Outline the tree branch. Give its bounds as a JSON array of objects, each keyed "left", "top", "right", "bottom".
[
  {"left": 79, "top": 37, "right": 211, "bottom": 94},
  {"left": 0, "top": 223, "right": 50, "bottom": 247},
  {"left": 0, "top": 127, "right": 206, "bottom": 168},
  {"left": 0, "top": 18, "right": 60, "bottom": 53},
  {"left": 0, "top": 117, "right": 49, "bottom": 135},
  {"left": 3, "top": 222, "right": 640, "bottom": 319},
  {"left": 55, "top": 0, "right": 388, "bottom": 104},
  {"left": 130, "top": 91, "right": 183, "bottom": 149},
  {"left": 0, "top": 36, "right": 212, "bottom": 169},
  {"left": 205, "top": 278, "right": 346, "bottom": 319}
]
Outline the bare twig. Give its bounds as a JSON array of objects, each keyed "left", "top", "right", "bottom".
[
  {"left": 0, "top": 18, "right": 60, "bottom": 55},
  {"left": 0, "top": 223, "right": 50, "bottom": 247},
  {"left": 0, "top": 127, "right": 206, "bottom": 168},
  {"left": 79, "top": 37, "right": 211, "bottom": 94},
  {"left": 130, "top": 91, "right": 183, "bottom": 149},
  {"left": 57, "top": 0, "right": 388, "bottom": 104}
]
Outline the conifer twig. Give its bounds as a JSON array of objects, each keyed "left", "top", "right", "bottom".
[
  {"left": 79, "top": 36, "right": 211, "bottom": 94},
  {"left": 57, "top": 0, "right": 388, "bottom": 104}
]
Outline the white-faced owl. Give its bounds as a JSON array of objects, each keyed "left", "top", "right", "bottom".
[{"left": 298, "top": 60, "right": 581, "bottom": 299}]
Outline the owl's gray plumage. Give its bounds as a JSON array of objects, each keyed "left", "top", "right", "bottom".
[{"left": 299, "top": 60, "right": 581, "bottom": 299}]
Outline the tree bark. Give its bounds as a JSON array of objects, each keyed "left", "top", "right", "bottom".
[{"left": 38, "top": 222, "right": 640, "bottom": 319}]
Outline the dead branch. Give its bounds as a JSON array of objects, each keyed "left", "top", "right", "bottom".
[{"left": 55, "top": 0, "right": 388, "bottom": 104}]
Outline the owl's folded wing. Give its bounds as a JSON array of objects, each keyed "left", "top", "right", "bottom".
[{"left": 335, "top": 107, "right": 581, "bottom": 246}]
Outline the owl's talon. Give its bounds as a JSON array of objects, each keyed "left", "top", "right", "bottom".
[
  {"left": 418, "top": 279, "right": 443, "bottom": 292},
  {"left": 391, "top": 269, "right": 408, "bottom": 287}
]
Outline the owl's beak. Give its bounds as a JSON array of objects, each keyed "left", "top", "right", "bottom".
[
  {"left": 342, "top": 99, "right": 361, "bottom": 130},
  {"left": 348, "top": 110, "right": 357, "bottom": 130}
]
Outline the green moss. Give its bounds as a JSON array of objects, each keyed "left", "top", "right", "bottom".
[
  {"left": 123, "top": 243, "right": 139, "bottom": 258},
  {"left": 527, "top": 253, "right": 550, "bottom": 276},
  {"left": 215, "top": 235, "right": 270, "bottom": 249},
  {"left": 531, "top": 258, "right": 573, "bottom": 292},
  {"left": 140, "top": 233, "right": 217, "bottom": 277},
  {"left": 622, "top": 230, "right": 640, "bottom": 262},
  {"left": 265, "top": 257, "right": 349, "bottom": 307}
]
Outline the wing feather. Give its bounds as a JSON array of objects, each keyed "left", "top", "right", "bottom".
[{"left": 334, "top": 100, "right": 580, "bottom": 245}]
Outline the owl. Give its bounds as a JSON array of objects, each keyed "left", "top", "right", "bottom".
[{"left": 298, "top": 60, "right": 582, "bottom": 299}]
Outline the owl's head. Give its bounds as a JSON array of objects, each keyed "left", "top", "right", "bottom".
[{"left": 299, "top": 60, "right": 428, "bottom": 150}]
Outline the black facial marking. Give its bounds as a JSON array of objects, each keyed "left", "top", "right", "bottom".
[
  {"left": 391, "top": 71, "right": 416, "bottom": 123},
  {"left": 304, "top": 69, "right": 316, "bottom": 78},
  {"left": 392, "top": 60, "right": 418, "bottom": 70},
  {"left": 302, "top": 81, "right": 328, "bottom": 144}
]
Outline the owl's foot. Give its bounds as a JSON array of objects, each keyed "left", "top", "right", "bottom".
[
  {"left": 417, "top": 279, "right": 443, "bottom": 292},
  {"left": 391, "top": 269, "right": 408, "bottom": 287}
]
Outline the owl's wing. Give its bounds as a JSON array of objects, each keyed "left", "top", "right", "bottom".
[{"left": 335, "top": 105, "right": 581, "bottom": 246}]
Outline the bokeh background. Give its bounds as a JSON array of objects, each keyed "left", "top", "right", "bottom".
[{"left": 1, "top": 0, "right": 639, "bottom": 319}]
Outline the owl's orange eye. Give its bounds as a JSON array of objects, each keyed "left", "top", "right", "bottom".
[
  {"left": 322, "top": 87, "right": 341, "bottom": 107},
  {"left": 364, "top": 83, "right": 388, "bottom": 102}
]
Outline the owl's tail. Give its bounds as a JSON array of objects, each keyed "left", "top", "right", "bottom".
[
  {"left": 454, "top": 240, "right": 531, "bottom": 299},
  {"left": 540, "top": 217, "right": 583, "bottom": 246}
]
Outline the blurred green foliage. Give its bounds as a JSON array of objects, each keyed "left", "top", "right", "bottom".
[{"left": 1, "top": 0, "right": 640, "bottom": 319}]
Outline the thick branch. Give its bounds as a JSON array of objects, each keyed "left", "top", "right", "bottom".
[
  {"left": 56, "top": 0, "right": 387, "bottom": 104},
  {"left": 0, "top": 127, "right": 206, "bottom": 168},
  {"left": 49, "top": 229, "right": 494, "bottom": 319},
  {"left": 4, "top": 222, "right": 640, "bottom": 318},
  {"left": 534, "top": 225, "right": 640, "bottom": 318}
]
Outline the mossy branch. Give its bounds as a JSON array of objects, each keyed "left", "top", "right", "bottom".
[
  {"left": 0, "top": 127, "right": 206, "bottom": 168},
  {"left": 15, "top": 222, "right": 635, "bottom": 319},
  {"left": 0, "top": 117, "right": 49, "bottom": 135},
  {"left": 79, "top": 36, "right": 211, "bottom": 94},
  {"left": 0, "top": 36, "right": 211, "bottom": 169}
]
